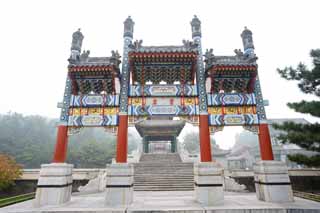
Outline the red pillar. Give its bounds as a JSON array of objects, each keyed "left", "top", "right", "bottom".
[
  {"left": 199, "top": 114, "right": 212, "bottom": 162},
  {"left": 258, "top": 123, "right": 274, "bottom": 160},
  {"left": 116, "top": 115, "right": 128, "bottom": 163},
  {"left": 52, "top": 125, "right": 69, "bottom": 163}
]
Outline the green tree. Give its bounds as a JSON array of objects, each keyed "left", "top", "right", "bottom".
[
  {"left": 0, "top": 113, "right": 56, "bottom": 168},
  {"left": 275, "top": 49, "right": 320, "bottom": 167},
  {"left": 0, "top": 154, "right": 22, "bottom": 190},
  {"left": 182, "top": 132, "right": 217, "bottom": 154},
  {"left": 0, "top": 113, "right": 119, "bottom": 168}
]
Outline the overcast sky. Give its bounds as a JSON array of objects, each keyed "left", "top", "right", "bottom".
[{"left": 0, "top": 0, "right": 319, "bottom": 149}]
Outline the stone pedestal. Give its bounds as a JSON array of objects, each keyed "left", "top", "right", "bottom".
[
  {"left": 105, "top": 163, "right": 133, "bottom": 206},
  {"left": 194, "top": 162, "right": 224, "bottom": 206},
  {"left": 33, "top": 163, "right": 73, "bottom": 207},
  {"left": 254, "top": 160, "right": 294, "bottom": 202}
]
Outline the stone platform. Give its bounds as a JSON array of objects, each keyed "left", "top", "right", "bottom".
[{"left": 2, "top": 191, "right": 320, "bottom": 213}]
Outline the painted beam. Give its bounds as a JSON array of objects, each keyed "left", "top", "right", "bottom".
[
  {"left": 208, "top": 106, "right": 256, "bottom": 115},
  {"left": 209, "top": 114, "right": 259, "bottom": 126},
  {"left": 129, "top": 85, "right": 198, "bottom": 97},
  {"left": 68, "top": 115, "right": 118, "bottom": 126},
  {"left": 128, "top": 97, "right": 198, "bottom": 106},
  {"left": 69, "top": 107, "right": 119, "bottom": 116},
  {"left": 128, "top": 105, "right": 199, "bottom": 116},
  {"left": 207, "top": 93, "right": 256, "bottom": 106},
  {"left": 69, "top": 95, "right": 119, "bottom": 107}
]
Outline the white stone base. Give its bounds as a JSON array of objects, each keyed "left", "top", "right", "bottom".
[
  {"left": 194, "top": 162, "right": 224, "bottom": 206},
  {"left": 105, "top": 163, "right": 133, "bottom": 207},
  {"left": 33, "top": 163, "right": 73, "bottom": 207},
  {"left": 254, "top": 160, "right": 294, "bottom": 203}
]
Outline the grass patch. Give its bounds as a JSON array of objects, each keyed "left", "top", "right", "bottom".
[{"left": 0, "top": 192, "right": 35, "bottom": 208}]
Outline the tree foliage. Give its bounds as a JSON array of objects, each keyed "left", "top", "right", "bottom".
[
  {"left": 0, "top": 154, "right": 22, "bottom": 190},
  {"left": 182, "top": 131, "right": 217, "bottom": 154},
  {"left": 275, "top": 49, "right": 320, "bottom": 167},
  {"left": 0, "top": 113, "right": 139, "bottom": 168}
]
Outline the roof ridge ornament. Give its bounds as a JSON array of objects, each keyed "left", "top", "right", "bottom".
[
  {"left": 129, "top": 39, "right": 143, "bottom": 50},
  {"left": 182, "top": 39, "right": 198, "bottom": 50},
  {"left": 204, "top": 48, "right": 215, "bottom": 64},
  {"left": 80, "top": 50, "right": 90, "bottom": 61},
  {"left": 110, "top": 50, "right": 121, "bottom": 66}
]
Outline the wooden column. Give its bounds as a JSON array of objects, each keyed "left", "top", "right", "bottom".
[
  {"left": 116, "top": 115, "right": 128, "bottom": 162},
  {"left": 52, "top": 125, "right": 69, "bottom": 163},
  {"left": 258, "top": 123, "right": 274, "bottom": 160},
  {"left": 199, "top": 114, "right": 212, "bottom": 162}
]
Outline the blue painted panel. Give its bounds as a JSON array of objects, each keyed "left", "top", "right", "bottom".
[
  {"left": 128, "top": 105, "right": 199, "bottom": 116},
  {"left": 129, "top": 85, "right": 198, "bottom": 97},
  {"left": 209, "top": 114, "right": 259, "bottom": 126},
  {"left": 207, "top": 93, "right": 256, "bottom": 106},
  {"left": 69, "top": 95, "right": 119, "bottom": 107},
  {"left": 68, "top": 115, "right": 118, "bottom": 126}
]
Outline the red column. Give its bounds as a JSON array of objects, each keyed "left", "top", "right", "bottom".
[
  {"left": 199, "top": 114, "right": 212, "bottom": 162},
  {"left": 116, "top": 115, "right": 128, "bottom": 163},
  {"left": 52, "top": 125, "right": 69, "bottom": 163},
  {"left": 258, "top": 123, "right": 274, "bottom": 160}
]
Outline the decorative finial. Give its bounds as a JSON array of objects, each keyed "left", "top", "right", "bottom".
[
  {"left": 71, "top": 29, "right": 84, "bottom": 52},
  {"left": 241, "top": 26, "right": 255, "bottom": 58},
  {"left": 124, "top": 16, "right": 134, "bottom": 38},
  {"left": 191, "top": 15, "right": 201, "bottom": 38}
]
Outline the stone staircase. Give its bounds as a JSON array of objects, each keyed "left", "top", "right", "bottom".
[{"left": 133, "top": 153, "right": 194, "bottom": 191}]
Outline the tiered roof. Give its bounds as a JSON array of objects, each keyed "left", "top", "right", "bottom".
[
  {"left": 204, "top": 49, "right": 258, "bottom": 93},
  {"left": 68, "top": 51, "right": 121, "bottom": 95}
]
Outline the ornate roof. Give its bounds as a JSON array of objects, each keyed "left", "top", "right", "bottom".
[
  {"left": 68, "top": 50, "right": 121, "bottom": 70},
  {"left": 204, "top": 49, "right": 258, "bottom": 70},
  {"left": 128, "top": 40, "right": 198, "bottom": 53}
]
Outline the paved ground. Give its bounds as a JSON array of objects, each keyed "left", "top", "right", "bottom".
[{"left": 2, "top": 191, "right": 320, "bottom": 213}]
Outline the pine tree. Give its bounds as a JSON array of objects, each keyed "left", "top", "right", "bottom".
[{"left": 274, "top": 49, "right": 320, "bottom": 167}]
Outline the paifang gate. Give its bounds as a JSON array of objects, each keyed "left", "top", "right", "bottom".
[{"left": 53, "top": 16, "right": 274, "bottom": 163}]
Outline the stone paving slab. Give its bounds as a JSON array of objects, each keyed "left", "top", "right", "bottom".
[{"left": 1, "top": 191, "right": 320, "bottom": 213}]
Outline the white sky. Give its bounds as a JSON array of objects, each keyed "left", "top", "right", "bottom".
[{"left": 0, "top": 0, "right": 319, "bottom": 149}]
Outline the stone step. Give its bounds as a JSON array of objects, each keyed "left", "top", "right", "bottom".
[
  {"left": 134, "top": 183, "right": 193, "bottom": 185},
  {"left": 134, "top": 153, "right": 194, "bottom": 191},
  {"left": 134, "top": 187, "right": 194, "bottom": 191},
  {"left": 135, "top": 180, "right": 193, "bottom": 183}
]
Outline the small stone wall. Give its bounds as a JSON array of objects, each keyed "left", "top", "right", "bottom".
[{"left": 232, "top": 176, "right": 320, "bottom": 193}]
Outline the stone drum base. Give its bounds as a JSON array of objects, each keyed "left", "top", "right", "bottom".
[
  {"left": 105, "top": 163, "right": 134, "bottom": 207},
  {"left": 194, "top": 162, "right": 224, "bottom": 206},
  {"left": 33, "top": 163, "right": 73, "bottom": 207},
  {"left": 254, "top": 160, "right": 294, "bottom": 202}
]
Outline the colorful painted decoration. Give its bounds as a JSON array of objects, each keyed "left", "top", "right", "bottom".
[
  {"left": 207, "top": 93, "right": 256, "bottom": 106},
  {"left": 209, "top": 114, "right": 259, "bottom": 126},
  {"left": 69, "top": 107, "right": 119, "bottom": 116},
  {"left": 68, "top": 115, "right": 118, "bottom": 126},
  {"left": 69, "top": 95, "right": 119, "bottom": 107},
  {"left": 128, "top": 105, "right": 199, "bottom": 116},
  {"left": 128, "top": 97, "right": 198, "bottom": 106},
  {"left": 129, "top": 85, "right": 198, "bottom": 97},
  {"left": 208, "top": 106, "right": 256, "bottom": 115}
]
